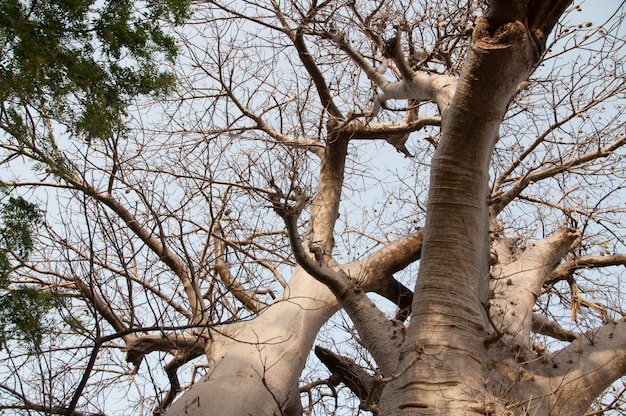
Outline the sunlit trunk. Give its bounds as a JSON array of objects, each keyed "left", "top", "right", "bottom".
[
  {"left": 165, "top": 268, "right": 338, "bottom": 416},
  {"left": 378, "top": 18, "right": 538, "bottom": 415}
]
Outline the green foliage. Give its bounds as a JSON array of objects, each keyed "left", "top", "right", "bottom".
[
  {"left": 0, "top": 287, "right": 60, "bottom": 350},
  {"left": 0, "top": 0, "right": 192, "bottom": 351},
  {"left": 0, "top": 0, "right": 190, "bottom": 141},
  {"left": 0, "top": 192, "right": 60, "bottom": 350},
  {"left": 0, "top": 194, "right": 44, "bottom": 285}
]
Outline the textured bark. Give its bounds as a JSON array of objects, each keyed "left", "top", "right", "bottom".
[
  {"left": 488, "top": 319, "right": 626, "bottom": 416},
  {"left": 377, "top": 13, "right": 541, "bottom": 416},
  {"left": 536, "top": 319, "right": 626, "bottom": 415},
  {"left": 490, "top": 228, "right": 581, "bottom": 348}
]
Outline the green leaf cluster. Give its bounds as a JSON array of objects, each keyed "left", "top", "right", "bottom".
[
  {"left": 0, "top": 193, "right": 44, "bottom": 282},
  {"left": 0, "top": 286, "right": 60, "bottom": 350},
  {"left": 0, "top": 192, "right": 60, "bottom": 350},
  {"left": 0, "top": 0, "right": 190, "bottom": 141}
]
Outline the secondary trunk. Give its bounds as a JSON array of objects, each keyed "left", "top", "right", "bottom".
[{"left": 164, "top": 268, "right": 339, "bottom": 416}]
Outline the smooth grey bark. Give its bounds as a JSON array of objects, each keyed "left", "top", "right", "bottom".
[
  {"left": 164, "top": 267, "right": 339, "bottom": 416},
  {"left": 165, "top": 131, "right": 424, "bottom": 415}
]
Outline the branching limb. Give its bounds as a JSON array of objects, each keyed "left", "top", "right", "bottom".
[
  {"left": 153, "top": 351, "right": 200, "bottom": 416},
  {"left": 73, "top": 277, "right": 128, "bottom": 336},
  {"left": 344, "top": 230, "right": 424, "bottom": 321},
  {"left": 268, "top": 0, "right": 344, "bottom": 120},
  {"left": 333, "top": 115, "right": 441, "bottom": 157},
  {"left": 271, "top": 191, "right": 344, "bottom": 294},
  {"left": 293, "top": 29, "right": 344, "bottom": 119},
  {"left": 490, "top": 228, "right": 580, "bottom": 347},
  {"left": 217, "top": 80, "right": 325, "bottom": 158},
  {"left": 333, "top": 117, "right": 441, "bottom": 139},
  {"left": 547, "top": 253, "right": 626, "bottom": 285},
  {"left": 526, "top": 0, "right": 575, "bottom": 54},
  {"left": 64, "top": 175, "right": 207, "bottom": 326},
  {"left": 314, "top": 345, "right": 376, "bottom": 402},
  {"left": 382, "top": 29, "right": 417, "bottom": 81},
  {"left": 272, "top": 193, "right": 403, "bottom": 376},
  {"left": 125, "top": 333, "right": 206, "bottom": 364},
  {"left": 350, "top": 230, "right": 423, "bottom": 291},
  {"left": 544, "top": 251, "right": 626, "bottom": 323},
  {"left": 0, "top": 384, "right": 107, "bottom": 416},
  {"left": 322, "top": 28, "right": 457, "bottom": 115},
  {"left": 501, "top": 227, "right": 581, "bottom": 295},
  {"left": 532, "top": 319, "right": 626, "bottom": 415},
  {"left": 492, "top": 136, "right": 626, "bottom": 215},
  {"left": 212, "top": 220, "right": 267, "bottom": 314}
]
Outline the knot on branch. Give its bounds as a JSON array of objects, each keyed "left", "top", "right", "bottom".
[
  {"left": 269, "top": 188, "right": 309, "bottom": 220},
  {"left": 323, "top": 26, "right": 346, "bottom": 44},
  {"left": 473, "top": 18, "right": 527, "bottom": 49}
]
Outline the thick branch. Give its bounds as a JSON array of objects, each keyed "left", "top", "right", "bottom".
[
  {"left": 154, "top": 352, "right": 200, "bottom": 416},
  {"left": 125, "top": 333, "right": 206, "bottom": 363},
  {"left": 347, "top": 230, "right": 423, "bottom": 320},
  {"left": 325, "top": 29, "right": 457, "bottom": 115},
  {"left": 73, "top": 277, "right": 127, "bottom": 335},
  {"left": 354, "top": 230, "right": 424, "bottom": 289},
  {"left": 490, "top": 228, "right": 580, "bottom": 347},
  {"left": 336, "top": 116, "right": 441, "bottom": 140},
  {"left": 273, "top": 198, "right": 402, "bottom": 376},
  {"left": 531, "top": 313, "right": 578, "bottom": 342},
  {"left": 293, "top": 29, "right": 343, "bottom": 119},
  {"left": 314, "top": 345, "right": 377, "bottom": 402},
  {"left": 383, "top": 30, "right": 416, "bottom": 81},
  {"left": 531, "top": 319, "right": 626, "bottom": 415},
  {"left": 308, "top": 136, "right": 349, "bottom": 258},
  {"left": 527, "top": 0, "right": 575, "bottom": 53}
]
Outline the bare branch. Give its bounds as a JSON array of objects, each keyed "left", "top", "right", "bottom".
[
  {"left": 64, "top": 175, "right": 207, "bottom": 326},
  {"left": 547, "top": 253, "right": 626, "bottom": 285},
  {"left": 293, "top": 29, "right": 344, "bottom": 119},
  {"left": 531, "top": 313, "right": 579, "bottom": 342},
  {"left": 272, "top": 193, "right": 403, "bottom": 376},
  {"left": 125, "top": 333, "right": 206, "bottom": 362},
  {"left": 492, "top": 136, "right": 626, "bottom": 215},
  {"left": 490, "top": 228, "right": 581, "bottom": 347},
  {"left": 324, "top": 28, "right": 457, "bottom": 114},
  {"left": 0, "top": 385, "right": 106, "bottom": 416},
  {"left": 533, "top": 319, "right": 626, "bottom": 414},
  {"left": 213, "top": 221, "right": 268, "bottom": 314},
  {"left": 314, "top": 345, "right": 377, "bottom": 402}
]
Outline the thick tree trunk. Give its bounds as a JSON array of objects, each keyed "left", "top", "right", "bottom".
[{"left": 377, "top": 18, "right": 538, "bottom": 415}]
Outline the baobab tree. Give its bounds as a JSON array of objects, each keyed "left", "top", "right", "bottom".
[{"left": 1, "top": 0, "right": 625, "bottom": 415}]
